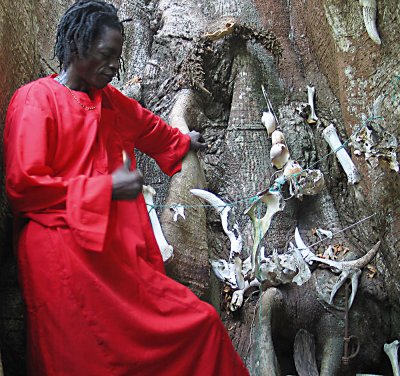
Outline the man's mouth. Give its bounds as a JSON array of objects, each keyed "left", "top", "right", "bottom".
[{"left": 102, "top": 72, "right": 115, "bottom": 81}]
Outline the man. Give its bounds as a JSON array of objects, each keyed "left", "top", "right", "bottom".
[{"left": 4, "top": 1, "right": 249, "bottom": 375}]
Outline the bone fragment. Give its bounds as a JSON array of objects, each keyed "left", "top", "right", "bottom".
[
  {"left": 283, "top": 160, "right": 303, "bottom": 178},
  {"left": 170, "top": 203, "right": 185, "bottom": 221},
  {"left": 191, "top": 189, "right": 243, "bottom": 259},
  {"left": 261, "top": 84, "right": 280, "bottom": 127},
  {"left": 291, "top": 248, "right": 312, "bottom": 286},
  {"left": 323, "top": 124, "right": 361, "bottom": 184},
  {"left": 323, "top": 245, "right": 335, "bottom": 259},
  {"left": 384, "top": 340, "right": 400, "bottom": 376},
  {"left": 271, "top": 130, "right": 286, "bottom": 146},
  {"left": 359, "top": 0, "right": 381, "bottom": 45},
  {"left": 210, "top": 259, "right": 238, "bottom": 288},
  {"left": 142, "top": 185, "right": 174, "bottom": 263},
  {"left": 316, "top": 228, "right": 333, "bottom": 239},
  {"left": 270, "top": 143, "right": 290, "bottom": 169},
  {"left": 244, "top": 191, "right": 284, "bottom": 278},
  {"left": 283, "top": 161, "right": 303, "bottom": 197},
  {"left": 230, "top": 279, "right": 260, "bottom": 311},
  {"left": 262, "top": 110, "right": 276, "bottom": 137},
  {"left": 307, "top": 85, "right": 318, "bottom": 124},
  {"left": 294, "top": 228, "right": 380, "bottom": 308},
  {"left": 234, "top": 256, "right": 245, "bottom": 290},
  {"left": 258, "top": 246, "right": 312, "bottom": 287}
]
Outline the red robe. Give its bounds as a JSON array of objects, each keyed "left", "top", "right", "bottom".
[{"left": 4, "top": 76, "right": 249, "bottom": 376}]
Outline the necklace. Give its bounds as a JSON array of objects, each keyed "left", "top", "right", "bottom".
[{"left": 56, "top": 77, "right": 96, "bottom": 110}]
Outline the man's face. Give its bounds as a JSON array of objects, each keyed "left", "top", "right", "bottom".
[{"left": 72, "top": 25, "right": 123, "bottom": 90}]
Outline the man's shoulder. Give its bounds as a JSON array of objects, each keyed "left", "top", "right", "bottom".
[
  {"left": 16, "top": 76, "right": 53, "bottom": 93},
  {"left": 12, "top": 76, "right": 55, "bottom": 105},
  {"left": 104, "top": 83, "right": 126, "bottom": 99},
  {"left": 103, "top": 84, "right": 141, "bottom": 110}
]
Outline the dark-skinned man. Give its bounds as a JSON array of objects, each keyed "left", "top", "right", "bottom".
[{"left": 4, "top": 1, "right": 249, "bottom": 375}]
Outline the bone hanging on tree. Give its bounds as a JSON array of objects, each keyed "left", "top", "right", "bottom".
[
  {"left": 323, "top": 123, "right": 361, "bottom": 184},
  {"left": 191, "top": 185, "right": 380, "bottom": 311},
  {"left": 307, "top": 84, "right": 318, "bottom": 124},
  {"left": 143, "top": 185, "right": 174, "bottom": 263},
  {"left": 261, "top": 84, "right": 278, "bottom": 137},
  {"left": 293, "top": 228, "right": 380, "bottom": 308}
]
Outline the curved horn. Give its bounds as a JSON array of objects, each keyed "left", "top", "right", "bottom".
[
  {"left": 338, "top": 241, "right": 380, "bottom": 269},
  {"left": 359, "top": 0, "right": 381, "bottom": 45},
  {"left": 191, "top": 189, "right": 243, "bottom": 258}
]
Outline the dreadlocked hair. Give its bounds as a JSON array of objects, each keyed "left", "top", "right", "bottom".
[{"left": 54, "top": 0, "right": 126, "bottom": 75}]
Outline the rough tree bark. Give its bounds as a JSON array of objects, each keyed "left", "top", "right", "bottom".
[{"left": 0, "top": 0, "right": 399, "bottom": 375}]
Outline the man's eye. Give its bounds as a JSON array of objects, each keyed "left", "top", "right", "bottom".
[{"left": 99, "top": 52, "right": 121, "bottom": 60}]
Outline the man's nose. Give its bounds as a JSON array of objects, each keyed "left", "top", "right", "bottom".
[{"left": 109, "top": 57, "right": 119, "bottom": 70}]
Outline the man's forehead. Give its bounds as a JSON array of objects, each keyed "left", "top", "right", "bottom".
[{"left": 92, "top": 26, "right": 123, "bottom": 48}]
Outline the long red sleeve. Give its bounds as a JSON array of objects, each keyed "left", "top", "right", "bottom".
[
  {"left": 104, "top": 85, "right": 191, "bottom": 176},
  {"left": 4, "top": 78, "right": 190, "bottom": 252}
]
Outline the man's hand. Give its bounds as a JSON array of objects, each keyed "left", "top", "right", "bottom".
[
  {"left": 111, "top": 166, "right": 144, "bottom": 200},
  {"left": 188, "top": 130, "right": 207, "bottom": 152}
]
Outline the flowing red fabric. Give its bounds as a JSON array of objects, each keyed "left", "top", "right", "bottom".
[{"left": 4, "top": 76, "right": 249, "bottom": 376}]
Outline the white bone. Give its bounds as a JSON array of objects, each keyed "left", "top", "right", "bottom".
[
  {"left": 262, "top": 111, "right": 276, "bottom": 137},
  {"left": 307, "top": 85, "right": 318, "bottom": 124},
  {"left": 142, "top": 185, "right": 174, "bottom": 263},
  {"left": 244, "top": 191, "right": 285, "bottom": 277},
  {"left": 316, "top": 228, "right": 333, "bottom": 239},
  {"left": 210, "top": 259, "right": 238, "bottom": 287},
  {"left": 283, "top": 160, "right": 302, "bottom": 178},
  {"left": 261, "top": 84, "right": 279, "bottom": 128},
  {"left": 271, "top": 130, "right": 286, "bottom": 146},
  {"left": 294, "top": 228, "right": 316, "bottom": 262},
  {"left": 257, "top": 244, "right": 312, "bottom": 288},
  {"left": 270, "top": 143, "right": 290, "bottom": 169},
  {"left": 234, "top": 255, "right": 245, "bottom": 290},
  {"left": 294, "top": 228, "right": 380, "bottom": 308},
  {"left": 230, "top": 279, "right": 261, "bottom": 311},
  {"left": 170, "top": 203, "right": 186, "bottom": 221},
  {"left": 359, "top": 0, "right": 381, "bottom": 45},
  {"left": 190, "top": 189, "right": 243, "bottom": 260},
  {"left": 323, "top": 124, "right": 361, "bottom": 184},
  {"left": 283, "top": 161, "right": 303, "bottom": 197},
  {"left": 384, "top": 340, "right": 400, "bottom": 376},
  {"left": 323, "top": 245, "right": 335, "bottom": 259},
  {"left": 242, "top": 256, "right": 252, "bottom": 274}
]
